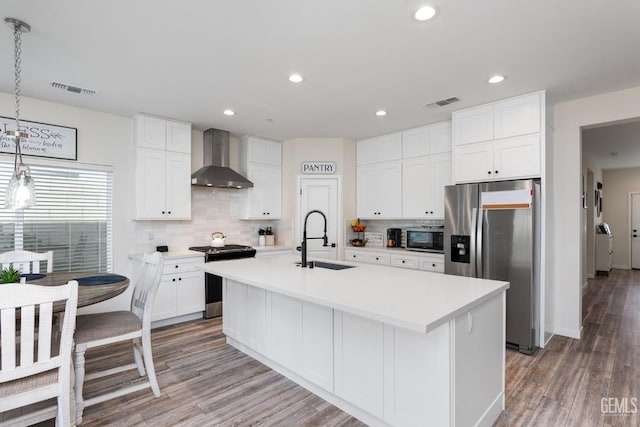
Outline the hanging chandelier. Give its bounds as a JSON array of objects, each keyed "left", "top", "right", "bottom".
[{"left": 4, "top": 17, "right": 36, "bottom": 209}]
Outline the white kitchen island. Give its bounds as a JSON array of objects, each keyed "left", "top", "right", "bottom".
[{"left": 197, "top": 255, "right": 509, "bottom": 427}]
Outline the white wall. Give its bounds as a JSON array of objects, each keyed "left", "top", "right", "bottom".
[
  {"left": 553, "top": 85, "right": 640, "bottom": 339},
  {"left": 602, "top": 167, "right": 640, "bottom": 269},
  {"left": 281, "top": 138, "right": 356, "bottom": 256}
]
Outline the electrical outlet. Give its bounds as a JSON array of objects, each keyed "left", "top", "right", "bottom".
[{"left": 147, "top": 231, "right": 154, "bottom": 241}]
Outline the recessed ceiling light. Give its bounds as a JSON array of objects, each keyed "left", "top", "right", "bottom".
[
  {"left": 414, "top": 6, "right": 437, "bottom": 21},
  {"left": 223, "top": 109, "right": 235, "bottom": 116},
  {"left": 375, "top": 110, "right": 387, "bottom": 116},
  {"left": 288, "top": 74, "right": 304, "bottom": 83},
  {"left": 488, "top": 75, "right": 505, "bottom": 84},
  {"left": 610, "top": 152, "right": 619, "bottom": 157}
]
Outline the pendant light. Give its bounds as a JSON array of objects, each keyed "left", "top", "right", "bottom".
[{"left": 4, "top": 17, "right": 36, "bottom": 209}]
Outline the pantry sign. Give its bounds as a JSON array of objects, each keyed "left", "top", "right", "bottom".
[
  {"left": 301, "top": 161, "right": 336, "bottom": 174},
  {"left": 0, "top": 116, "right": 77, "bottom": 160}
]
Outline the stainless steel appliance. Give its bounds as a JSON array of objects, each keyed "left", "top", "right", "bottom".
[
  {"left": 190, "top": 129, "right": 254, "bottom": 188},
  {"left": 188, "top": 244, "right": 256, "bottom": 318},
  {"left": 444, "top": 179, "right": 540, "bottom": 354},
  {"left": 404, "top": 227, "right": 444, "bottom": 253},
  {"left": 386, "top": 228, "right": 402, "bottom": 248}
]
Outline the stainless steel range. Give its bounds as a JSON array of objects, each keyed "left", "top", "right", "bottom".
[{"left": 189, "top": 244, "right": 256, "bottom": 318}]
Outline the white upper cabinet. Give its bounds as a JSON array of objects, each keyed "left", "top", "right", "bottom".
[
  {"left": 357, "top": 161, "right": 402, "bottom": 219},
  {"left": 136, "top": 114, "right": 191, "bottom": 153},
  {"left": 453, "top": 91, "right": 543, "bottom": 146},
  {"left": 402, "top": 126, "right": 430, "bottom": 159},
  {"left": 357, "top": 133, "right": 402, "bottom": 165},
  {"left": 429, "top": 121, "right": 453, "bottom": 154},
  {"left": 242, "top": 135, "right": 282, "bottom": 166},
  {"left": 493, "top": 92, "right": 542, "bottom": 139},
  {"left": 453, "top": 105, "right": 494, "bottom": 146},
  {"left": 357, "top": 120, "right": 453, "bottom": 220},
  {"left": 454, "top": 135, "right": 541, "bottom": 183},
  {"left": 134, "top": 114, "right": 192, "bottom": 220},
  {"left": 403, "top": 153, "right": 452, "bottom": 219},
  {"left": 239, "top": 136, "right": 282, "bottom": 219},
  {"left": 452, "top": 91, "right": 545, "bottom": 183}
]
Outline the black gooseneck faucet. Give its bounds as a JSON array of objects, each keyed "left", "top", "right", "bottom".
[{"left": 300, "top": 209, "right": 328, "bottom": 268}]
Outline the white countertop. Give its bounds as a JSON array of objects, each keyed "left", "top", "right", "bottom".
[
  {"left": 254, "top": 245, "right": 294, "bottom": 252},
  {"left": 197, "top": 255, "right": 508, "bottom": 334},
  {"left": 128, "top": 250, "right": 203, "bottom": 261}
]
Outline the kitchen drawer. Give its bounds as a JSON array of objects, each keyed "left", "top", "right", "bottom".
[
  {"left": 390, "top": 254, "right": 419, "bottom": 269},
  {"left": 162, "top": 257, "right": 202, "bottom": 275},
  {"left": 345, "top": 250, "right": 390, "bottom": 266},
  {"left": 418, "top": 254, "right": 445, "bottom": 273}
]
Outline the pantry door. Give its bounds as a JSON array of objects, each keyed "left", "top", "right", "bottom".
[{"left": 298, "top": 177, "right": 341, "bottom": 260}]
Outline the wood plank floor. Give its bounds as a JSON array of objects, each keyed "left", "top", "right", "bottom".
[
  {"left": 32, "top": 269, "right": 640, "bottom": 426},
  {"left": 495, "top": 269, "right": 640, "bottom": 427}
]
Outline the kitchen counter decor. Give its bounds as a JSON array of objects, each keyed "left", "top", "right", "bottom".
[{"left": 350, "top": 219, "right": 367, "bottom": 246}]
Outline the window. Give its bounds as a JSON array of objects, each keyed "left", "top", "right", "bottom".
[{"left": 0, "top": 160, "right": 113, "bottom": 272}]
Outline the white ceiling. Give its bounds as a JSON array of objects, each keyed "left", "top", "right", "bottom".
[
  {"left": 583, "top": 120, "right": 640, "bottom": 170},
  {"left": 2, "top": 0, "right": 640, "bottom": 141}
]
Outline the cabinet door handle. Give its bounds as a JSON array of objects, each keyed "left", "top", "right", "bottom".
[
  {"left": 402, "top": 260, "right": 406, "bottom": 263},
  {"left": 495, "top": 170, "right": 499, "bottom": 174},
  {"left": 432, "top": 263, "right": 436, "bottom": 267},
  {"left": 172, "top": 278, "right": 176, "bottom": 282},
  {"left": 352, "top": 255, "right": 356, "bottom": 258},
  {"left": 375, "top": 257, "right": 379, "bottom": 260},
  {"left": 162, "top": 211, "right": 166, "bottom": 214},
  {"left": 178, "top": 277, "right": 182, "bottom": 281},
  {"left": 168, "top": 211, "right": 171, "bottom": 214},
  {"left": 487, "top": 171, "right": 492, "bottom": 175},
  {"left": 175, "top": 265, "right": 179, "bottom": 268}
]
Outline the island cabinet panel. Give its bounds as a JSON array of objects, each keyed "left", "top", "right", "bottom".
[
  {"left": 383, "top": 323, "right": 450, "bottom": 427},
  {"left": 301, "top": 303, "right": 334, "bottom": 391},
  {"left": 268, "top": 293, "right": 303, "bottom": 371},
  {"left": 245, "top": 286, "right": 267, "bottom": 352},
  {"left": 454, "top": 294, "right": 505, "bottom": 427},
  {"left": 222, "top": 280, "right": 247, "bottom": 339},
  {"left": 334, "top": 312, "right": 384, "bottom": 419}
]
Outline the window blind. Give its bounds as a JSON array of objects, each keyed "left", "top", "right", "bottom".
[{"left": 0, "top": 161, "right": 113, "bottom": 272}]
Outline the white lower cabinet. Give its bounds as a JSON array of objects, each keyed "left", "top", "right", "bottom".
[
  {"left": 151, "top": 257, "right": 204, "bottom": 322},
  {"left": 390, "top": 253, "right": 420, "bottom": 269},
  {"left": 383, "top": 323, "right": 450, "bottom": 427},
  {"left": 344, "top": 249, "right": 390, "bottom": 266},
  {"left": 345, "top": 249, "right": 444, "bottom": 273},
  {"left": 334, "top": 312, "right": 384, "bottom": 419}
]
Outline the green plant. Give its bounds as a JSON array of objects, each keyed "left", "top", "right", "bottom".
[{"left": 0, "top": 266, "right": 21, "bottom": 284}]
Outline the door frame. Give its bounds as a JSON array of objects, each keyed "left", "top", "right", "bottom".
[
  {"left": 296, "top": 175, "right": 343, "bottom": 259},
  {"left": 627, "top": 192, "right": 640, "bottom": 269}
]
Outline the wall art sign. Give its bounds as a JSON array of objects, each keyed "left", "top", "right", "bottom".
[
  {"left": 301, "top": 161, "right": 336, "bottom": 174},
  {"left": 0, "top": 116, "right": 77, "bottom": 160}
]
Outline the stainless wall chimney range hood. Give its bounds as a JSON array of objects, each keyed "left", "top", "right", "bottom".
[{"left": 191, "top": 129, "right": 254, "bottom": 189}]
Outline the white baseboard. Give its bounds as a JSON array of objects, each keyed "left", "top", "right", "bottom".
[
  {"left": 543, "top": 332, "right": 554, "bottom": 347},
  {"left": 582, "top": 281, "right": 589, "bottom": 293},
  {"left": 554, "top": 325, "right": 581, "bottom": 340},
  {"left": 612, "top": 264, "right": 630, "bottom": 270},
  {"left": 151, "top": 311, "right": 203, "bottom": 329},
  {"left": 476, "top": 392, "right": 504, "bottom": 427}
]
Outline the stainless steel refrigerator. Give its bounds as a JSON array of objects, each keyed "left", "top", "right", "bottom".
[{"left": 444, "top": 179, "right": 540, "bottom": 354}]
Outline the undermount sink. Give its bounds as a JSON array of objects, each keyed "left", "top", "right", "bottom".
[{"left": 295, "top": 261, "right": 356, "bottom": 270}]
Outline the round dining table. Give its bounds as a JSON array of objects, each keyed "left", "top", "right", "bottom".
[{"left": 26, "top": 272, "right": 130, "bottom": 311}]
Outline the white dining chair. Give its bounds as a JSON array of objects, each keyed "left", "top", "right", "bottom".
[
  {"left": 0, "top": 250, "right": 53, "bottom": 274},
  {"left": 73, "top": 252, "right": 164, "bottom": 424},
  {"left": 0, "top": 281, "right": 78, "bottom": 426}
]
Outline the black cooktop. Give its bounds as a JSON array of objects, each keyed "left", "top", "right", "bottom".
[{"left": 189, "top": 244, "right": 256, "bottom": 261}]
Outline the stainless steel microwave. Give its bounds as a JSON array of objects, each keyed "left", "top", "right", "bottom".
[{"left": 404, "top": 227, "right": 444, "bottom": 253}]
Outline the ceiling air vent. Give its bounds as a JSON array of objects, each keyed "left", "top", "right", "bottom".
[
  {"left": 424, "top": 96, "right": 460, "bottom": 108},
  {"left": 50, "top": 82, "right": 96, "bottom": 95}
]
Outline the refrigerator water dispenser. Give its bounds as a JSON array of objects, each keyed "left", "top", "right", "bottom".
[{"left": 450, "top": 235, "right": 470, "bottom": 263}]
